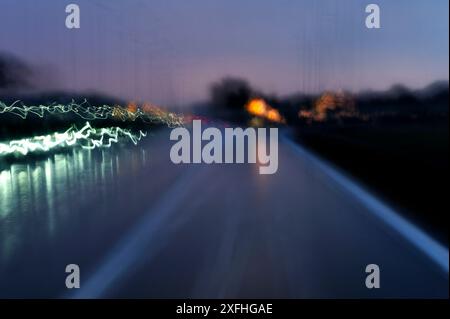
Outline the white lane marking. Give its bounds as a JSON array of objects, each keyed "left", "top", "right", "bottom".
[{"left": 68, "top": 167, "right": 203, "bottom": 298}]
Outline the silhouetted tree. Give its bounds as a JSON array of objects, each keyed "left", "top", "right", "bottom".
[
  {"left": 0, "top": 53, "right": 32, "bottom": 90},
  {"left": 210, "top": 77, "right": 253, "bottom": 110}
]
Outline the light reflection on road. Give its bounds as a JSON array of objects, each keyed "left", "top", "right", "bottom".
[{"left": 0, "top": 129, "right": 448, "bottom": 298}]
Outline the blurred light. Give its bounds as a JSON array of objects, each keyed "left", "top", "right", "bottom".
[
  {"left": 245, "top": 98, "right": 284, "bottom": 123},
  {"left": 0, "top": 122, "right": 147, "bottom": 156},
  {"left": 0, "top": 100, "right": 184, "bottom": 127}
]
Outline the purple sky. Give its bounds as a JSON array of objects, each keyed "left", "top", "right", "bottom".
[{"left": 0, "top": 0, "right": 448, "bottom": 106}]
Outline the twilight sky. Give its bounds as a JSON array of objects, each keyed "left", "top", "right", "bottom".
[{"left": 0, "top": 0, "right": 448, "bottom": 106}]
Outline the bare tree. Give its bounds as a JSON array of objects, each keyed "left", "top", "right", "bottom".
[{"left": 0, "top": 53, "right": 32, "bottom": 91}]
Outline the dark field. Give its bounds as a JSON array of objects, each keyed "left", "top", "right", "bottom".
[{"left": 297, "top": 120, "right": 449, "bottom": 245}]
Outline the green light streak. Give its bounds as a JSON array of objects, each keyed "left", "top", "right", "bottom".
[
  {"left": 0, "top": 100, "right": 184, "bottom": 127},
  {"left": 0, "top": 122, "right": 147, "bottom": 156}
]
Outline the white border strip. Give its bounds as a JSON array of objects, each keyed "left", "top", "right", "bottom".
[{"left": 283, "top": 137, "right": 449, "bottom": 274}]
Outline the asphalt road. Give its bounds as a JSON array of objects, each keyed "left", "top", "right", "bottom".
[{"left": 0, "top": 127, "right": 448, "bottom": 298}]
